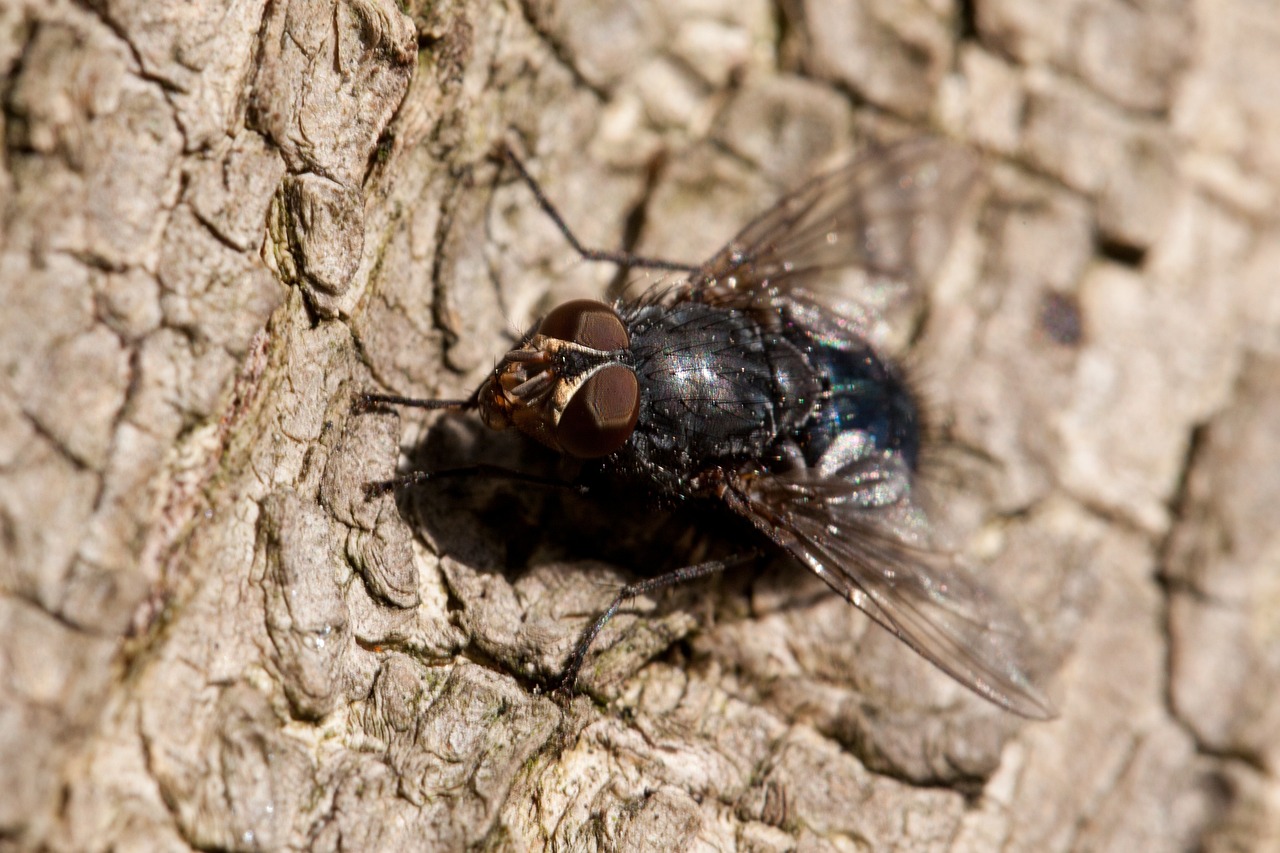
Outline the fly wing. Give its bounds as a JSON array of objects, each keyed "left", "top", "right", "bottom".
[
  {"left": 671, "top": 138, "right": 981, "bottom": 322},
  {"left": 720, "top": 434, "right": 1056, "bottom": 719}
]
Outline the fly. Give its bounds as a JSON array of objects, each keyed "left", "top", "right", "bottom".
[{"left": 359, "top": 139, "right": 1056, "bottom": 719}]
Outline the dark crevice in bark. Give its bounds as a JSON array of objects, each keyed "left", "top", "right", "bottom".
[{"left": 1096, "top": 234, "right": 1147, "bottom": 269}]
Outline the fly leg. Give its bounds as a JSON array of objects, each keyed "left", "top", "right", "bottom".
[
  {"left": 354, "top": 391, "right": 476, "bottom": 413},
  {"left": 498, "top": 143, "right": 701, "bottom": 276},
  {"left": 364, "top": 466, "right": 583, "bottom": 499},
  {"left": 552, "top": 550, "right": 762, "bottom": 699},
  {"left": 355, "top": 392, "right": 581, "bottom": 497}
]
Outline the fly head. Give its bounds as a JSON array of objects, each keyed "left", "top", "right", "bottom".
[{"left": 479, "top": 299, "right": 641, "bottom": 459}]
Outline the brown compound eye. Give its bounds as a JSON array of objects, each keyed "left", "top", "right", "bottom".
[
  {"left": 538, "top": 299, "right": 629, "bottom": 351},
  {"left": 555, "top": 365, "right": 640, "bottom": 458}
]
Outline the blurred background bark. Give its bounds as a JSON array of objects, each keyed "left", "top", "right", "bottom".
[{"left": 1, "top": 0, "right": 1278, "bottom": 849}]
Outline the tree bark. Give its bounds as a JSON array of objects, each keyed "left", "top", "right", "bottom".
[{"left": 2, "top": 0, "right": 1279, "bottom": 849}]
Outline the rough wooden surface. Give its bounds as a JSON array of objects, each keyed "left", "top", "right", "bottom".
[{"left": 2, "top": 0, "right": 1278, "bottom": 849}]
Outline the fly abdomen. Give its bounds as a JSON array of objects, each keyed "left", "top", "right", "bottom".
[{"left": 797, "top": 342, "right": 921, "bottom": 470}]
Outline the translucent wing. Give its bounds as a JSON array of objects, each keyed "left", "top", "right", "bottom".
[
  {"left": 720, "top": 434, "right": 1056, "bottom": 719},
  {"left": 667, "top": 138, "right": 981, "bottom": 320}
]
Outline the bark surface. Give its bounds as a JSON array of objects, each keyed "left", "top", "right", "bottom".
[{"left": 2, "top": 0, "right": 1279, "bottom": 849}]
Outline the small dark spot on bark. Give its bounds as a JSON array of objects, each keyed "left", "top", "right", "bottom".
[{"left": 1040, "top": 290, "right": 1084, "bottom": 347}]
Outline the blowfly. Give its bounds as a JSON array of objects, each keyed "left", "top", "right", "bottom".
[{"left": 360, "top": 138, "right": 1056, "bottom": 719}]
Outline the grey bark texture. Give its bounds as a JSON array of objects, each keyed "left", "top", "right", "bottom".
[{"left": 1, "top": 0, "right": 1278, "bottom": 850}]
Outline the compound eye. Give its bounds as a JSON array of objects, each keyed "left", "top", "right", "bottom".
[
  {"left": 537, "top": 299, "right": 629, "bottom": 351},
  {"left": 555, "top": 365, "right": 640, "bottom": 458}
]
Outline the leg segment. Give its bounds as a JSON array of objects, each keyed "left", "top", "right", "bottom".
[
  {"left": 553, "top": 550, "right": 762, "bottom": 697},
  {"left": 501, "top": 145, "right": 701, "bottom": 275},
  {"left": 365, "top": 465, "right": 580, "bottom": 498}
]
